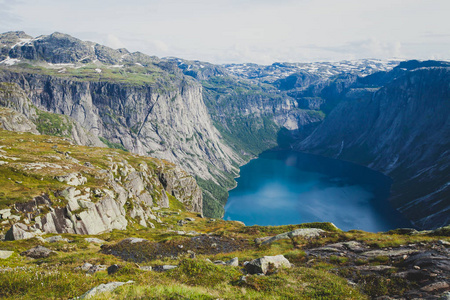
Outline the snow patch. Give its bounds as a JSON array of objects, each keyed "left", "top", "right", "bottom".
[
  {"left": 0, "top": 57, "right": 20, "bottom": 66},
  {"left": 95, "top": 68, "right": 102, "bottom": 73}
]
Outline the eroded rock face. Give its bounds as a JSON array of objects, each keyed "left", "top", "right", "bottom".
[{"left": 4, "top": 157, "right": 202, "bottom": 238}]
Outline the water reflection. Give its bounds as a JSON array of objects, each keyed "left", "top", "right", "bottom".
[{"left": 223, "top": 150, "right": 411, "bottom": 232}]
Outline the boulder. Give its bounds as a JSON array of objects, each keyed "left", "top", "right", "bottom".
[
  {"left": 84, "top": 238, "right": 106, "bottom": 244},
  {"left": 107, "top": 264, "right": 122, "bottom": 275},
  {"left": 0, "top": 250, "right": 14, "bottom": 259},
  {"left": 55, "top": 173, "right": 87, "bottom": 186},
  {"left": 78, "top": 281, "right": 133, "bottom": 299},
  {"left": 226, "top": 257, "right": 239, "bottom": 267},
  {"left": 21, "top": 246, "right": 56, "bottom": 259},
  {"left": 0, "top": 208, "right": 11, "bottom": 219},
  {"left": 258, "top": 228, "right": 325, "bottom": 245},
  {"left": 420, "top": 281, "right": 449, "bottom": 292},
  {"left": 87, "top": 265, "right": 107, "bottom": 274},
  {"left": 245, "top": 255, "right": 291, "bottom": 274},
  {"left": 5, "top": 223, "right": 41, "bottom": 241},
  {"left": 45, "top": 235, "right": 69, "bottom": 243}
]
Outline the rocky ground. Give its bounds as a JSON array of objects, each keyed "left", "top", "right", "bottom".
[{"left": 1, "top": 211, "right": 449, "bottom": 299}]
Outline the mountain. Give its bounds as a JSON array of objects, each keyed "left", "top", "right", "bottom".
[
  {"left": 296, "top": 64, "right": 450, "bottom": 229},
  {"left": 1, "top": 31, "right": 449, "bottom": 229},
  {"left": 0, "top": 31, "right": 242, "bottom": 217}
]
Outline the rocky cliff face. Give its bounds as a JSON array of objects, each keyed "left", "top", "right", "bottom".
[
  {"left": 0, "top": 31, "right": 243, "bottom": 218},
  {"left": 0, "top": 130, "right": 203, "bottom": 238},
  {"left": 297, "top": 67, "right": 450, "bottom": 229}
]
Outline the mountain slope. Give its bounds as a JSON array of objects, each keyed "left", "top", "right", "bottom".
[
  {"left": 297, "top": 66, "right": 450, "bottom": 229},
  {"left": 0, "top": 31, "right": 242, "bottom": 218}
]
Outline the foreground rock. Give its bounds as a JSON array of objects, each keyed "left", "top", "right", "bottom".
[
  {"left": 245, "top": 255, "right": 291, "bottom": 275},
  {"left": 0, "top": 250, "right": 14, "bottom": 259},
  {"left": 255, "top": 228, "right": 326, "bottom": 245},
  {"left": 77, "top": 281, "right": 133, "bottom": 299},
  {"left": 5, "top": 223, "right": 42, "bottom": 241},
  {"left": 21, "top": 246, "right": 56, "bottom": 259}
]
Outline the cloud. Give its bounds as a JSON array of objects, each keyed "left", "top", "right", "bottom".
[
  {"left": 305, "top": 39, "right": 404, "bottom": 60},
  {"left": 0, "top": 0, "right": 22, "bottom": 26},
  {"left": 105, "top": 34, "right": 125, "bottom": 49}
]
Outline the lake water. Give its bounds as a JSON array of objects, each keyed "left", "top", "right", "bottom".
[{"left": 223, "top": 150, "right": 411, "bottom": 232}]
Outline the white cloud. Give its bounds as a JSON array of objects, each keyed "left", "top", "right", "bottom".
[{"left": 105, "top": 34, "right": 125, "bottom": 49}]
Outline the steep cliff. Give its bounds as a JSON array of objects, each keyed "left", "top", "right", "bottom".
[
  {"left": 0, "top": 31, "right": 242, "bottom": 218},
  {"left": 297, "top": 67, "right": 450, "bottom": 229}
]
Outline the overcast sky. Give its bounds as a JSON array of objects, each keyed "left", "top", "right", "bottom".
[{"left": 0, "top": 0, "right": 449, "bottom": 64}]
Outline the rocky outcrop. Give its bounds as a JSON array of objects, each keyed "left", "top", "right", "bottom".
[
  {"left": 0, "top": 131, "right": 203, "bottom": 238},
  {"left": 245, "top": 255, "right": 291, "bottom": 274},
  {"left": 78, "top": 281, "right": 134, "bottom": 299},
  {"left": 297, "top": 67, "right": 450, "bottom": 229}
]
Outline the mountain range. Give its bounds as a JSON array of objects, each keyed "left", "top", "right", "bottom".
[{"left": 0, "top": 30, "right": 449, "bottom": 230}]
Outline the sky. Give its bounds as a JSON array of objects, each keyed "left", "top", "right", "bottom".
[{"left": 0, "top": 0, "right": 449, "bottom": 64}]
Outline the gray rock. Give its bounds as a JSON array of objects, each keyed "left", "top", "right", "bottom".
[
  {"left": 55, "top": 173, "right": 87, "bottom": 186},
  {"left": 84, "top": 238, "right": 106, "bottom": 244},
  {"left": 139, "top": 266, "right": 153, "bottom": 271},
  {"left": 185, "top": 217, "right": 195, "bottom": 222},
  {"left": 213, "top": 260, "right": 226, "bottom": 265},
  {"left": 78, "top": 263, "right": 93, "bottom": 271},
  {"left": 259, "top": 228, "right": 325, "bottom": 245},
  {"left": 226, "top": 257, "right": 239, "bottom": 267},
  {"left": 21, "top": 246, "right": 56, "bottom": 259},
  {"left": 45, "top": 235, "right": 69, "bottom": 243},
  {"left": 0, "top": 250, "right": 14, "bottom": 259},
  {"left": 87, "top": 265, "right": 107, "bottom": 274},
  {"left": 245, "top": 255, "right": 291, "bottom": 275},
  {"left": 5, "top": 223, "right": 41, "bottom": 241},
  {"left": 107, "top": 264, "right": 121, "bottom": 275},
  {"left": 0, "top": 209, "right": 11, "bottom": 219},
  {"left": 362, "top": 249, "right": 420, "bottom": 258},
  {"left": 78, "top": 280, "right": 133, "bottom": 299},
  {"left": 162, "top": 265, "right": 177, "bottom": 271},
  {"left": 420, "top": 281, "right": 449, "bottom": 292}
]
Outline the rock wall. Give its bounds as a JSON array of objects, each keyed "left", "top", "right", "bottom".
[{"left": 297, "top": 67, "right": 450, "bottom": 229}]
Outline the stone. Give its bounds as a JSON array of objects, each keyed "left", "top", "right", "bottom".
[
  {"left": 78, "top": 281, "right": 133, "bottom": 299},
  {"left": 107, "top": 264, "right": 122, "bottom": 275},
  {"left": 87, "top": 265, "right": 107, "bottom": 274},
  {"left": 259, "top": 228, "right": 325, "bottom": 245},
  {"left": 140, "top": 266, "right": 153, "bottom": 271},
  {"left": 21, "top": 246, "right": 56, "bottom": 259},
  {"left": 439, "top": 240, "right": 450, "bottom": 247},
  {"left": 0, "top": 250, "right": 14, "bottom": 259},
  {"left": 45, "top": 235, "right": 69, "bottom": 243},
  {"left": 361, "top": 249, "right": 419, "bottom": 258},
  {"left": 185, "top": 217, "right": 195, "bottom": 222},
  {"left": 125, "top": 238, "right": 148, "bottom": 244},
  {"left": 245, "top": 255, "right": 291, "bottom": 275},
  {"left": 0, "top": 209, "right": 11, "bottom": 219},
  {"left": 420, "top": 281, "right": 449, "bottom": 292},
  {"left": 78, "top": 263, "right": 93, "bottom": 271},
  {"left": 177, "top": 220, "right": 187, "bottom": 226},
  {"left": 213, "top": 260, "right": 226, "bottom": 265},
  {"left": 5, "top": 223, "right": 40, "bottom": 241},
  {"left": 84, "top": 238, "right": 106, "bottom": 244},
  {"left": 55, "top": 173, "right": 87, "bottom": 186},
  {"left": 226, "top": 257, "right": 239, "bottom": 267}
]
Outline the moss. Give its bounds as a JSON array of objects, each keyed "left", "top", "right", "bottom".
[
  {"left": 35, "top": 110, "right": 73, "bottom": 138},
  {"left": 99, "top": 137, "right": 128, "bottom": 152},
  {"left": 171, "top": 259, "right": 241, "bottom": 287}
]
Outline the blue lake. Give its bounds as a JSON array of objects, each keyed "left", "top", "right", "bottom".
[{"left": 223, "top": 150, "right": 411, "bottom": 232}]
